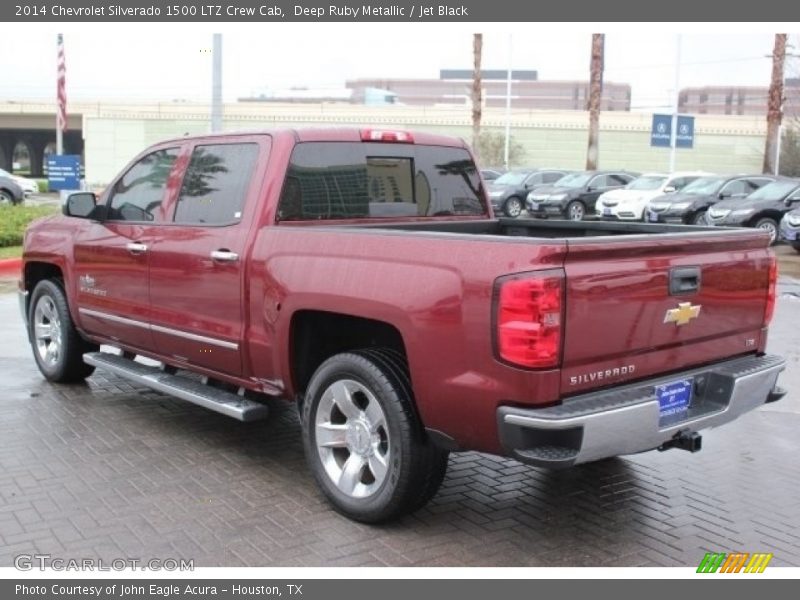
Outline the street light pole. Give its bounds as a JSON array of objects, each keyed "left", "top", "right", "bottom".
[
  {"left": 503, "top": 34, "right": 512, "bottom": 170},
  {"left": 669, "top": 34, "right": 682, "bottom": 173},
  {"left": 211, "top": 33, "right": 223, "bottom": 133}
]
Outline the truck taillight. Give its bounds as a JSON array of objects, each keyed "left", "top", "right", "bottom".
[
  {"left": 494, "top": 271, "right": 564, "bottom": 369},
  {"left": 360, "top": 129, "right": 414, "bottom": 143},
  {"left": 765, "top": 253, "right": 778, "bottom": 325}
]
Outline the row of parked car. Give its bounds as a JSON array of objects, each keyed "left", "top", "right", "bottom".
[{"left": 481, "top": 167, "right": 800, "bottom": 250}]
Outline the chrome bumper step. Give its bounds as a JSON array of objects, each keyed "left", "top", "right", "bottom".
[{"left": 83, "top": 352, "right": 269, "bottom": 422}]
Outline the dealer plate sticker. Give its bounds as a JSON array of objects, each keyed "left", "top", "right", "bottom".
[{"left": 656, "top": 379, "right": 693, "bottom": 417}]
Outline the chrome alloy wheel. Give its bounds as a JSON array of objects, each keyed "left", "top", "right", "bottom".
[
  {"left": 756, "top": 220, "right": 778, "bottom": 244},
  {"left": 314, "top": 379, "right": 390, "bottom": 499},
  {"left": 33, "top": 294, "right": 62, "bottom": 367}
]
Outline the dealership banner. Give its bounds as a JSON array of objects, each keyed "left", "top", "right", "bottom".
[{"left": 3, "top": 0, "right": 798, "bottom": 21}]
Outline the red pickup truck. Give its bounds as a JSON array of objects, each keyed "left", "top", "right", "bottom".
[{"left": 19, "top": 128, "right": 786, "bottom": 523}]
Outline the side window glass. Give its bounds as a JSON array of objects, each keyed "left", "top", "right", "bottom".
[
  {"left": 608, "top": 174, "right": 629, "bottom": 186},
  {"left": 174, "top": 143, "right": 259, "bottom": 225},
  {"left": 589, "top": 175, "right": 607, "bottom": 189},
  {"left": 543, "top": 172, "right": 562, "bottom": 183},
  {"left": 747, "top": 178, "right": 771, "bottom": 191},
  {"left": 671, "top": 177, "right": 688, "bottom": 190},
  {"left": 107, "top": 148, "right": 179, "bottom": 222},
  {"left": 526, "top": 174, "right": 542, "bottom": 185},
  {"left": 720, "top": 180, "right": 747, "bottom": 196}
]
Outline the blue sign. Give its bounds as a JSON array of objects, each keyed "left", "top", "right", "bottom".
[
  {"left": 47, "top": 154, "right": 81, "bottom": 191},
  {"left": 676, "top": 115, "right": 695, "bottom": 148},
  {"left": 651, "top": 114, "right": 695, "bottom": 149},
  {"left": 651, "top": 114, "right": 673, "bottom": 147}
]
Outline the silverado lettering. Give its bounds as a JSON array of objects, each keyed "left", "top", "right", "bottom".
[
  {"left": 19, "top": 128, "right": 786, "bottom": 523},
  {"left": 569, "top": 365, "right": 636, "bottom": 386}
]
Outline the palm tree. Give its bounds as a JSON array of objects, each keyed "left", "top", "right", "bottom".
[
  {"left": 586, "top": 34, "right": 605, "bottom": 170},
  {"left": 763, "top": 34, "right": 787, "bottom": 174},
  {"left": 472, "top": 34, "right": 483, "bottom": 160}
]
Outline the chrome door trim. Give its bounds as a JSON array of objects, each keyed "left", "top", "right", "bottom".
[{"left": 78, "top": 308, "right": 239, "bottom": 350}]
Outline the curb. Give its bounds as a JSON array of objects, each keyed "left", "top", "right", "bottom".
[{"left": 0, "top": 258, "right": 22, "bottom": 277}]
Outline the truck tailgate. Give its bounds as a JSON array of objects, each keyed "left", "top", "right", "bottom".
[{"left": 561, "top": 231, "right": 773, "bottom": 394}]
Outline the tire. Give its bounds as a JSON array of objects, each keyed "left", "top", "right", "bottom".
[
  {"left": 28, "top": 279, "right": 97, "bottom": 383},
  {"left": 503, "top": 196, "right": 523, "bottom": 218},
  {"left": 565, "top": 200, "right": 586, "bottom": 221},
  {"left": 301, "top": 349, "right": 449, "bottom": 523},
  {"left": 691, "top": 211, "right": 707, "bottom": 225},
  {"left": 754, "top": 217, "right": 779, "bottom": 245},
  {"left": 792, "top": 243, "right": 800, "bottom": 254},
  {"left": 0, "top": 189, "right": 14, "bottom": 205}
]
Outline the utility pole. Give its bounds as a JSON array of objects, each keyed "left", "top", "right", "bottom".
[
  {"left": 471, "top": 34, "right": 483, "bottom": 160},
  {"left": 211, "top": 33, "right": 223, "bottom": 133},
  {"left": 585, "top": 33, "right": 605, "bottom": 170},
  {"left": 763, "top": 34, "right": 787, "bottom": 175}
]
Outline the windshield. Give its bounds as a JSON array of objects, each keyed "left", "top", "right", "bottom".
[
  {"left": 680, "top": 177, "right": 725, "bottom": 195},
  {"left": 626, "top": 176, "right": 666, "bottom": 191},
  {"left": 747, "top": 180, "right": 800, "bottom": 201},
  {"left": 553, "top": 172, "right": 592, "bottom": 188},
  {"left": 494, "top": 171, "right": 530, "bottom": 186}
]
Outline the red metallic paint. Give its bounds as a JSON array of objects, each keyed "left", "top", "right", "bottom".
[{"left": 20, "top": 128, "right": 775, "bottom": 456}]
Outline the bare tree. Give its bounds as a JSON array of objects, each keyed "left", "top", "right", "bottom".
[
  {"left": 472, "top": 34, "right": 483, "bottom": 160},
  {"left": 586, "top": 34, "right": 605, "bottom": 170},
  {"left": 763, "top": 34, "right": 787, "bottom": 174}
]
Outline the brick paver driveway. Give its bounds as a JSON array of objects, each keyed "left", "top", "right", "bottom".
[{"left": 1, "top": 281, "right": 799, "bottom": 567}]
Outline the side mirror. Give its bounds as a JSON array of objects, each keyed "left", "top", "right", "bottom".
[
  {"left": 63, "top": 192, "right": 100, "bottom": 219},
  {"left": 663, "top": 185, "right": 677, "bottom": 193},
  {"left": 785, "top": 197, "right": 800, "bottom": 207}
]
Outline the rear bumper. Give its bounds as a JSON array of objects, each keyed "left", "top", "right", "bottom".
[{"left": 497, "top": 354, "right": 785, "bottom": 468}]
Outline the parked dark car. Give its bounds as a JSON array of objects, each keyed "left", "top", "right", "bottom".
[
  {"left": 0, "top": 175, "right": 24, "bottom": 205},
  {"left": 526, "top": 170, "right": 637, "bottom": 221},
  {"left": 706, "top": 178, "right": 800, "bottom": 244},
  {"left": 480, "top": 168, "right": 505, "bottom": 182},
  {"left": 645, "top": 175, "right": 776, "bottom": 225},
  {"left": 779, "top": 207, "right": 800, "bottom": 252},
  {"left": 487, "top": 168, "right": 570, "bottom": 217}
]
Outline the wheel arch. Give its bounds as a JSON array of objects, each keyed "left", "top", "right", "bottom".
[
  {"left": 288, "top": 309, "right": 410, "bottom": 405},
  {"left": 23, "top": 261, "right": 65, "bottom": 317}
]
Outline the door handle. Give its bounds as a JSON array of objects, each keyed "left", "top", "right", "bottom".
[
  {"left": 210, "top": 249, "right": 239, "bottom": 263},
  {"left": 126, "top": 242, "right": 148, "bottom": 255},
  {"left": 669, "top": 266, "right": 701, "bottom": 295}
]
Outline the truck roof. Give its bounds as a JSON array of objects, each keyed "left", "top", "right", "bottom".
[{"left": 156, "top": 127, "right": 469, "bottom": 149}]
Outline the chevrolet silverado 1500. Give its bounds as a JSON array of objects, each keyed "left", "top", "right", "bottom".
[{"left": 19, "top": 128, "right": 785, "bottom": 522}]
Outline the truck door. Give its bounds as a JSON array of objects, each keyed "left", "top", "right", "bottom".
[
  {"left": 73, "top": 146, "right": 182, "bottom": 351},
  {"left": 147, "top": 136, "right": 269, "bottom": 377}
]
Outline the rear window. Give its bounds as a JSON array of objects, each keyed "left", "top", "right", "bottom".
[{"left": 278, "top": 142, "right": 486, "bottom": 220}]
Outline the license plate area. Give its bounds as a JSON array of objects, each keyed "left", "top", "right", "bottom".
[
  {"left": 603, "top": 207, "right": 612, "bottom": 216},
  {"left": 647, "top": 210, "right": 659, "bottom": 222},
  {"left": 656, "top": 378, "right": 693, "bottom": 417}
]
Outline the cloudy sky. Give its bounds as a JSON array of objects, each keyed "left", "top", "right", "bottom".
[{"left": 2, "top": 24, "right": 798, "bottom": 111}]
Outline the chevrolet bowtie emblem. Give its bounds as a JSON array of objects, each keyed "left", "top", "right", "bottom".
[{"left": 664, "top": 302, "right": 701, "bottom": 326}]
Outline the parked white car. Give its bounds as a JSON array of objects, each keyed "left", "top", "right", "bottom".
[
  {"left": 0, "top": 168, "right": 38, "bottom": 197},
  {"left": 597, "top": 172, "right": 711, "bottom": 221}
]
